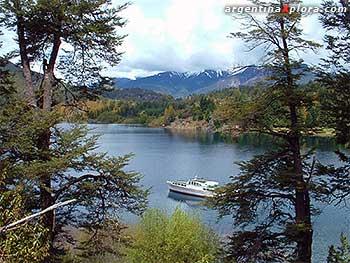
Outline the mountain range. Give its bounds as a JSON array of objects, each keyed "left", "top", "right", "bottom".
[
  {"left": 2, "top": 62, "right": 315, "bottom": 100},
  {"left": 103, "top": 87, "right": 171, "bottom": 101},
  {"left": 113, "top": 65, "right": 315, "bottom": 97}
]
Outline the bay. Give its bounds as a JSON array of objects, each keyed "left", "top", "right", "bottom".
[{"left": 86, "top": 123, "right": 349, "bottom": 262}]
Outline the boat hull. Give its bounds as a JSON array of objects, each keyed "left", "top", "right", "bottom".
[{"left": 167, "top": 182, "right": 214, "bottom": 198}]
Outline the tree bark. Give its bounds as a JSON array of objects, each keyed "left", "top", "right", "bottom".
[
  {"left": 14, "top": 0, "right": 36, "bottom": 106},
  {"left": 42, "top": 73, "right": 54, "bottom": 111},
  {"left": 42, "top": 35, "right": 61, "bottom": 110},
  {"left": 279, "top": 8, "right": 312, "bottom": 262},
  {"left": 291, "top": 133, "right": 312, "bottom": 263},
  {"left": 37, "top": 129, "right": 55, "bottom": 262},
  {"left": 39, "top": 34, "right": 61, "bottom": 262}
]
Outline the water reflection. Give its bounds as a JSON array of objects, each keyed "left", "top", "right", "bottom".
[
  {"left": 165, "top": 128, "right": 221, "bottom": 144},
  {"left": 167, "top": 191, "right": 206, "bottom": 208},
  {"left": 165, "top": 128, "right": 343, "bottom": 152}
]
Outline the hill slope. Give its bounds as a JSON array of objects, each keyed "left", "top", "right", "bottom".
[
  {"left": 102, "top": 87, "right": 172, "bottom": 101},
  {"left": 112, "top": 67, "right": 270, "bottom": 97}
]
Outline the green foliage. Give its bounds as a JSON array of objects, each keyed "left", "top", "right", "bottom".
[
  {"left": 85, "top": 98, "right": 171, "bottom": 125},
  {"left": 0, "top": 46, "right": 48, "bottom": 263},
  {"left": 212, "top": 87, "right": 261, "bottom": 127},
  {"left": 96, "top": 111, "right": 122, "bottom": 123},
  {"left": 210, "top": 146, "right": 329, "bottom": 262},
  {"left": 0, "top": 100, "right": 148, "bottom": 257},
  {"left": 318, "top": 72, "right": 350, "bottom": 146},
  {"left": 319, "top": 0, "right": 350, "bottom": 145},
  {"left": 210, "top": 1, "right": 325, "bottom": 262},
  {"left": 83, "top": 82, "right": 333, "bottom": 136},
  {"left": 190, "top": 96, "right": 215, "bottom": 122},
  {"left": 327, "top": 233, "right": 350, "bottom": 263},
  {"left": 163, "top": 104, "right": 176, "bottom": 125},
  {"left": 0, "top": 173, "right": 49, "bottom": 262},
  {"left": 1, "top": 0, "right": 129, "bottom": 89},
  {"left": 126, "top": 207, "right": 220, "bottom": 263},
  {"left": 0, "top": 58, "right": 15, "bottom": 103},
  {"left": 0, "top": 33, "right": 15, "bottom": 105}
]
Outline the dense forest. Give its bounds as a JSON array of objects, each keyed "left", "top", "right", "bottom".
[
  {"left": 0, "top": 0, "right": 350, "bottom": 263},
  {"left": 78, "top": 82, "right": 334, "bottom": 140}
]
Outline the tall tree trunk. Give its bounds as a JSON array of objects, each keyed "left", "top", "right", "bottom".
[
  {"left": 279, "top": 8, "right": 312, "bottom": 261},
  {"left": 13, "top": 2, "right": 53, "bottom": 259},
  {"left": 13, "top": 1, "right": 62, "bottom": 261},
  {"left": 42, "top": 73, "right": 54, "bottom": 110},
  {"left": 286, "top": 58, "right": 312, "bottom": 263},
  {"left": 290, "top": 127, "right": 312, "bottom": 263},
  {"left": 14, "top": 0, "right": 36, "bottom": 106},
  {"left": 42, "top": 35, "right": 61, "bottom": 110},
  {"left": 37, "top": 130, "right": 55, "bottom": 262},
  {"left": 39, "top": 35, "right": 61, "bottom": 262}
]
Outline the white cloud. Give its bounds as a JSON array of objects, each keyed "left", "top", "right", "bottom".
[
  {"left": 0, "top": 0, "right": 329, "bottom": 78},
  {"left": 110, "top": 0, "right": 327, "bottom": 78},
  {"left": 111, "top": 0, "right": 239, "bottom": 77}
]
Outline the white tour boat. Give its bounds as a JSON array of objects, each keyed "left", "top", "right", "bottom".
[{"left": 166, "top": 177, "right": 219, "bottom": 198}]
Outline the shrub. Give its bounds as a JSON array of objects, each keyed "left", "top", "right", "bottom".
[{"left": 126, "top": 207, "right": 220, "bottom": 263}]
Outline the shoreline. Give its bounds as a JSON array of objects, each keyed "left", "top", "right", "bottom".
[{"left": 86, "top": 119, "right": 336, "bottom": 141}]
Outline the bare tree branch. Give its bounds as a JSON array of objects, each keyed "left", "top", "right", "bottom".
[{"left": 0, "top": 199, "right": 76, "bottom": 233}]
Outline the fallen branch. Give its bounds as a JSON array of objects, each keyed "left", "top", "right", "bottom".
[{"left": 0, "top": 199, "right": 76, "bottom": 233}]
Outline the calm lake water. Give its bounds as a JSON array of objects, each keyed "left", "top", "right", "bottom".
[{"left": 86, "top": 123, "right": 349, "bottom": 262}]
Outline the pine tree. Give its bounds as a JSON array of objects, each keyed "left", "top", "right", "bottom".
[
  {"left": 0, "top": 32, "right": 15, "bottom": 103},
  {"left": 0, "top": 33, "right": 50, "bottom": 263},
  {"left": 210, "top": 1, "right": 327, "bottom": 262},
  {"left": 327, "top": 233, "right": 350, "bottom": 263},
  {"left": 1, "top": 0, "right": 128, "bottom": 107},
  {"left": 0, "top": 100, "right": 148, "bottom": 260},
  {"left": 0, "top": 1, "right": 149, "bottom": 261}
]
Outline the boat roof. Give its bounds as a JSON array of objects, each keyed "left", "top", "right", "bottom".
[{"left": 189, "top": 178, "right": 219, "bottom": 185}]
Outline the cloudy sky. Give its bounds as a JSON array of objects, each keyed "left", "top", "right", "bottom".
[
  {"left": 1, "top": 0, "right": 328, "bottom": 78},
  {"left": 110, "top": 0, "right": 327, "bottom": 78}
]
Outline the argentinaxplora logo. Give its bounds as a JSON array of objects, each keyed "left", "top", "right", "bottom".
[{"left": 224, "top": 3, "right": 348, "bottom": 14}]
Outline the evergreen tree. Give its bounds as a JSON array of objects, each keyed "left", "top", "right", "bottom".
[
  {"left": 0, "top": 32, "right": 15, "bottom": 104},
  {"left": 0, "top": 100, "right": 148, "bottom": 260},
  {"left": 1, "top": 0, "right": 128, "bottom": 108},
  {"left": 327, "top": 233, "right": 350, "bottom": 263},
  {"left": 318, "top": 0, "right": 350, "bottom": 145},
  {"left": 0, "top": 1, "right": 149, "bottom": 261},
  {"left": 210, "top": 1, "right": 327, "bottom": 262},
  {"left": 0, "top": 33, "right": 50, "bottom": 263}
]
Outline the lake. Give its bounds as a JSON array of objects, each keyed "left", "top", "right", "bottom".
[{"left": 87, "top": 123, "right": 349, "bottom": 262}]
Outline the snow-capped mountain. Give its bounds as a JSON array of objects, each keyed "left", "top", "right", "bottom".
[
  {"left": 112, "top": 66, "right": 313, "bottom": 97},
  {"left": 114, "top": 69, "right": 235, "bottom": 97}
]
